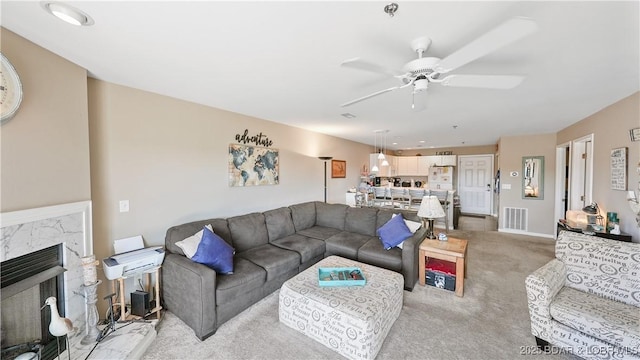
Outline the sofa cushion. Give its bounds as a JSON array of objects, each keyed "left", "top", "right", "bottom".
[
  {"left": 550, "top": 286, "right": 640, "bottom": 353},
  {"left": 324, "top": 231, "right": 374, "bottom": 260},
  {"left": 166, "top": 218, "right": 230, "bottom": 256},
  {"left": 377, "top": 214, "right": 413, "bottom": 250},
  {"left": 228, "top": 212, "right": 269, "bottom": 252},
  {"left": 376, "top": 208, "right": 421, "bottom": 229},
  {"left": 296, "top": 225, "right": 342, "bottom": 240},
  {"left": 215, "top": 257, "right": 266, "bottom": 305},
  {"left": 236, "top": 244, "right": 300, "bottom": 281},
  {"left": 290, "top": 201, "right": 317, "bottom": 231},
  {"left": 191, "top": 227, "right": 235, "bottom": 274},
  {"left": 271, "top": 234, "right": 326, "bottom": 264},
  {"left": 264, "top": 207, "right": 296, "bottom": 241},
  {"left": 345, "top": 206, "right": 378, "bottom": 236},
  {"left": 316, "top": 202, "right": 347, "bottom": 230},
  {"left": 357, "top": 238, "right": 403, "bottom": 272}
]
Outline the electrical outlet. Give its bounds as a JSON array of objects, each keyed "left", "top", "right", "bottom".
[{"left": 119, "top": 200, "right": 130, "bottom": 212}]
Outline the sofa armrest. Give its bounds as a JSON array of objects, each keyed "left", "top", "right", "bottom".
[
  {"left": 400, "top": 228, "right": 427, "bottom": 291},
  {"left": 525, "top": 258, "right": 567, "bottom": 341},
  {"left": 162, "top": 253, "right": 218, "bottom": 340}
]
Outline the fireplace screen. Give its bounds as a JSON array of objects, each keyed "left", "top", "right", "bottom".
[{"left": 1, "top": 245, "right": 66, "bottom": 360}]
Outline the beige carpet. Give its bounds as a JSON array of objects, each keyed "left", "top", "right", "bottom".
[{"left": 143, "top": 230, "right": 578, "bottom": 360}]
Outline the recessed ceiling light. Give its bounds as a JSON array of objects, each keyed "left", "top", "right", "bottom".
[
  {"left": 419, "top": 140, "right": 425, "bottom": 143},
  {"left": 42, "top": 2, "right": 94, "bottom": 26}
]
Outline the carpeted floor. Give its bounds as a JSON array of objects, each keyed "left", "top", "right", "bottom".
[{"left": 142, "top": 230, "right": 578, "bottom": 360}]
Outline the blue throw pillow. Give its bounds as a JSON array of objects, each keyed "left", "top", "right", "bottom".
[
  {"left": 192, "top": 226, "right": 235, "bottom": 274},
  {"left": 377, "top": 213, "right": 413, "bottom": 250}
]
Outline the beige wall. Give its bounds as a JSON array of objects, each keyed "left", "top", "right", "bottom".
[
  {"left": 557, "top": 92, "right": 640, "bottom": 241},
  {"left": 497, "top": 133, "right": 558, "bottom": 237},
  {"left": 88, "top": 80, "right": 371, "bottom": 261},
  {"left": 0, "top": 28, "right": 91, "bottom": 212}
]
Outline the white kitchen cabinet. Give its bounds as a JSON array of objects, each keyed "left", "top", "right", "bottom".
[
  {"left": 422, "top": 155, "right": 457, "bottom": 167},
  {"left": 417, "top": 156, "right": 432, "bottom": 175},
  {"left": 441, "top": 155, "right": 457, "bottom": 166},
  {"left": 396, "top": 156, "right": 419, "bottom": 175}
]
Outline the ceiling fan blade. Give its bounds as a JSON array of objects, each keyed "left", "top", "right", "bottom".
[
  {"left": 435, "top": 17, "right": 538, "bottom": 74},
  {"left": 341, "top": 58, "right": 405, "bottom": 77},
  {"left": 439, "top": 74, "right": 524, "bottom": 89},
  {"left": 341, "top": 82, "right": 413, "bottom": 107}
]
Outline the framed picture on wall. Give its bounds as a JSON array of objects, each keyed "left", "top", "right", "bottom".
[
  {"left": 331, "top": 160, "right": 346, "bottom": 178},
  {"left": 610, "top": 147, "right": 627, "bottom": 190}
]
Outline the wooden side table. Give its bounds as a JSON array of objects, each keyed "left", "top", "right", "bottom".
[{"left": 419, "top": 237, "right": 468, "bottom": 297}]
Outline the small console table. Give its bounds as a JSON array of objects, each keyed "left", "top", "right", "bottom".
[
  {"left": 557, "top": 222, "right": 632, "bottom": 242},
  {"left": 111, "top": 266, "right": 162, "bottom": 322}
]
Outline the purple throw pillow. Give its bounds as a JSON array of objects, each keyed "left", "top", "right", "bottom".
[
  {"left": 192, "top": 226, "right": 235, "bottom": 274},
  {"left": 377, "top": 213, "right": 413, "bottom": 250}
]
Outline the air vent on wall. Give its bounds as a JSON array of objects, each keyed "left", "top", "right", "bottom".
[{"left": 503, "top": 207, "right": 528, "bottom": 231}]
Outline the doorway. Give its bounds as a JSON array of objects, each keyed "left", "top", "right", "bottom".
[
  {"left": 458, "top": 155, "right": 494, "bottom": 215},
  {"left": 554, "top": 134, "right": 594, "bottom": 231}
]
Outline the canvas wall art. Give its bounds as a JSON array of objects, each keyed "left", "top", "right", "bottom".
[{"left": 229, "top": 144, "right": 279, "bottom": 186}]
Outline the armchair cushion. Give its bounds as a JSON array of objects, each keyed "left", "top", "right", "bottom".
[{"left": 550, "top": 286, "right": 640, "bottom": 353}]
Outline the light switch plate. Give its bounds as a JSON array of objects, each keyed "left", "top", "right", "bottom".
[
  {"left": 502, "top": 184, "right": 511, "bottom": 190},
  {"left": 119, "top": 200, "right": 130, "bottom": 212}
]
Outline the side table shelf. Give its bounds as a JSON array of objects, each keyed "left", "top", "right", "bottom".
[{"left": 111, "top": 266, "right": 162, "bottom": 322}]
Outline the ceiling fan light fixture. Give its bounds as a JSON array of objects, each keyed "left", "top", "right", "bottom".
[
  {"left": 43, "top": 2, "right": 94, "bottom": 26},
  {"left": 384, "top": 3, "right": 399, "bottom": 17}
]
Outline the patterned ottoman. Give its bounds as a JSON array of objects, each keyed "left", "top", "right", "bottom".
[{"left": 279, "top": 256, "right": 404, "bottom": 360}]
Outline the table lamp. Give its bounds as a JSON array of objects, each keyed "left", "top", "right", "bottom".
[
  {"left": 417, "top": 195, "right": 445, "bottom": 239},
  {"left": 582, "top": 202, "right": 604, "bottom": 231}
]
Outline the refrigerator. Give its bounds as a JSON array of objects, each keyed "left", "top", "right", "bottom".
[{"left": 429, "top": 166, "right": 454, "bottom": 190}]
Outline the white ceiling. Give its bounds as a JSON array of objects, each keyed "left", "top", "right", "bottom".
[{"left": 2, "top": 1, "right": 639, "bottom": 151}]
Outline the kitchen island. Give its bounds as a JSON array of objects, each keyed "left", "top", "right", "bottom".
[{"left": 346, "top": 187, "right": 455, "bottom": 230}]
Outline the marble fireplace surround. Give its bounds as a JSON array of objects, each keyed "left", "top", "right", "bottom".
[{"left": 1, "top": 201, "right": 93, "bottom": 348}]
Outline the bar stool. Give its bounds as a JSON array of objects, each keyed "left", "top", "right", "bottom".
[
  {"left": 408, "top": 189, "right": 425, "bottom": 210},
  {"left": 431, "top": 190, "right": 450, "bottom": 232},
  {"left": 390, "top": 188, "right": 410, "bottom": 209},
  {"left": 373, "top": 187, "right": 391, "bottom": 207}
]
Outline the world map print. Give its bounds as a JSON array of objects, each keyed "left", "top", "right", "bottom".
[{"left": 229, "top": 144, "right": 279, "bottom": 186}]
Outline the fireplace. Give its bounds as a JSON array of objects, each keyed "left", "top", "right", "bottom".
[
  {"left": 1, "top": 245, "right": 66, "bottom": 360},
  {"left": 0, "top": 201, "right": 93, "bottom": 360}
]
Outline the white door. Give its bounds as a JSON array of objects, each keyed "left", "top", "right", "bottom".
[{"left": 458, "top": 155, "right": 493, "bottom": 215}]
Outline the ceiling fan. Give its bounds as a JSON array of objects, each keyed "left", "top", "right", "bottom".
[{"left": 340, "top": 17, "right": 538, "bottom": 108}]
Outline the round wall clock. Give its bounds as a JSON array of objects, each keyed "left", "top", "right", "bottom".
[{"left": 1, "top": 53, "right": 24, "bottom": 125}]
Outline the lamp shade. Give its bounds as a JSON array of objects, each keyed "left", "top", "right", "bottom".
[
  {"left": 417, "top": 196, "right": 445, "bottom": 219},
  {"left": 582, "top": 202, "right": 599, "bottom": 214}
]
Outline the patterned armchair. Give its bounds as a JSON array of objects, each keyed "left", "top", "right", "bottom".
[{"left": 525, "top": 230, "right": 640, "bottom": 359}]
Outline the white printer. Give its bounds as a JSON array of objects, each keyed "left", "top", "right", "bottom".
[{"left": 102, "top": 246, "right": 165, "bottom": 280}]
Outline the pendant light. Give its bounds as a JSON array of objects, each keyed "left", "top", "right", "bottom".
[
  {"left": 371, "top": 131, "right": 379, "bottom": 172},
  {"left": 381, "top": 131, "right": 389, "bottom": 166},
  {"left": 377, "top": 130, "right": 386, "bottom": 160}
]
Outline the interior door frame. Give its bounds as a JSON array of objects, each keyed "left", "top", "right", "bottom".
[
  {"left": 554, "top": 134, "right": 594, "bottom": 237},
  {"left": 554, "top": 142, "right": 570, "bottom": 230}
]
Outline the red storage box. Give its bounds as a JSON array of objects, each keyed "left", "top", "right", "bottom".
[{"left": 425, "top": 258, "right": 456, "bottom": 291}]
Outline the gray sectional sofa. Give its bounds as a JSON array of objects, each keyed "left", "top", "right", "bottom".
[{"left": 162, "top": 201, "right": 426, "bottom": 340}]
